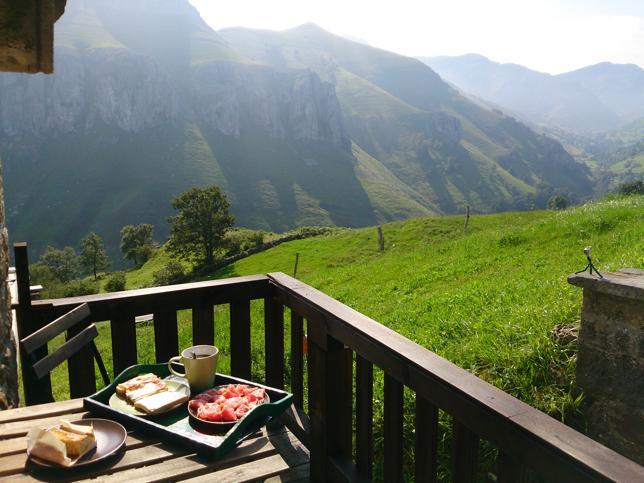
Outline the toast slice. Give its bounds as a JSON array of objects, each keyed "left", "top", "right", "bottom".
[
  {"left": 49, "top": 427, "right": 96, "bottom": 458},
  {"left": 126, "top": 380, "right": 167, "bottom": 403},
  {"left": 116, "top": 373, "right": 159, "bottom": 396}
]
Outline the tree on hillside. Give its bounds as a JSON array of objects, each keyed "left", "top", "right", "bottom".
[
  {"left": 80, "top": 232, "right": 110, "bottom": 280},
  {"left": 617, "top": 179, "right": 644, "bottom": 195},
  {"left": 167, "top": 185, "right": 234, "bottom": 266},
  {"left": 39, "top": 246, "right": 79, "bottom": 282},
  {"left": 547, "top": 194, "right": 569, "bottom": 210},
  {"left": 120, "top": 224, "right": 155, "bottom": 267}
]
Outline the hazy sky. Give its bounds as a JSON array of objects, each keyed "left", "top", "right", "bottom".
[{"left": 189, "top": 0, "right": 644, "bottom": 74}]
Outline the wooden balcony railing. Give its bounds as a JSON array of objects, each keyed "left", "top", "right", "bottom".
[{"left": 12, "top": 243, "right": 643, "bottom": 482}]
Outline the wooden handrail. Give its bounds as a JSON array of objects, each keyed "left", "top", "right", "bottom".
[{"left": 268, "top": 272, "right": 643, "bottom": 482}]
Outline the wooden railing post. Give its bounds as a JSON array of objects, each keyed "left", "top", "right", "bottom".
[
  {"left": 230, "top": 300, "right": 251, "bottom": 380},
  {"left": 14, "top": 242, "right": 53, "bottom": 405},
  {"left": 264, "top": 296, "right": 284, "bottom": 390}
]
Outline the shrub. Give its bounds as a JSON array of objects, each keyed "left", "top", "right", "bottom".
[
  {"left": 547, "top": 195, "right": 569, "bottom": 210},
  {"left": 63, "top": 279, "right": 99, "bottom": 297},
  {"left": 105, "top": 272, "right": 126, "bottom": 292},
  {"left": 152, "top": 261, "right": 185, "bottom": 286},
  {"left": 617, "top": 179, "right": 644, "bottom": 196},
  {"left": 225, "top": 229, "right": 265, "bottom": 256}
]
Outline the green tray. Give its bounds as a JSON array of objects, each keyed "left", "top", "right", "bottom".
[{"left": 83, "top": 363, "right": 293, "bottom": 459}]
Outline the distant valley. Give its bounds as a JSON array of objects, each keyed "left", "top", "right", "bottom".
[
  {"left": 1, "top": 0, "right": 595, "bottom": 260},
  {"left": 420, "top": 54, "right": 644, "bottom": 187}
]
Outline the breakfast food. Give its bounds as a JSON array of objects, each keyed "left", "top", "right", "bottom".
[
  {"left": 134, "top": 390, "right": 189, "bottom": 414},
  {"left": 125, "top": 380, "right": 167, "bottom": 403},
  {"left": 189, "top": 384, "right": 267, "bottom": 423},
  {"left": 27, "top": 420, "right": 96, "bottom": 466},
  {"left": 115, "top": 373, "right": 188, "bottom": 415},
  {"left": 116, "top": 373, "right": 159, "bottom": 396}
]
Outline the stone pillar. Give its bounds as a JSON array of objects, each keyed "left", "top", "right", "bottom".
[
  {"left": 568, "top": 269, "right": 644, "bottom": 465},
  {"left": 0, "top": 160, "right": 18, "bottom": 409}
]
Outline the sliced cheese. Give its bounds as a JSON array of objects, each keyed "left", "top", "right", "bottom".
[{"left": 134, "top": 390, "right": 189, "bottom": 414}]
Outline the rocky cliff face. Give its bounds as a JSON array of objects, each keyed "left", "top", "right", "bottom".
[
  {"left": 0, "top": 47, "right": 347, "bottom": 147},
  {"left": 191, "top": 62, "right": 346, "bottom": 146}
]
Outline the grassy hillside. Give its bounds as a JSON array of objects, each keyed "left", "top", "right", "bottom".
[{"left": 41, "top": 196, "right": 642, "bottom": 479}]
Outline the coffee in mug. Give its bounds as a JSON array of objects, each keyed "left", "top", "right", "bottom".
[{"left": 168, "top": 345, "right": 218, "bottom": 392}]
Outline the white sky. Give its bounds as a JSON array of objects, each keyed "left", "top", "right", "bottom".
[{"left": 189, "top": 0, "right": 644, "bottom": 74}]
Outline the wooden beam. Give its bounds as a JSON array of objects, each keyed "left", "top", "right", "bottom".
[
  {"left": 21, "top": 303, "right": 90, "bottom": 354},
  {"left": 230, "top": 301, "right": 252, "bottom": 380},
  {"left": 32, "top": 324, "right": 98, "bottom": 379}
]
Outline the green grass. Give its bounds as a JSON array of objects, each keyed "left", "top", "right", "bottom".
[{"left": 38, "top": 195, "right": 644, "bottom": 480}]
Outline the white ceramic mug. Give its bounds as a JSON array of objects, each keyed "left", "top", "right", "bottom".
[{"left": 168, "top": 345, "right": 218, "bottom": 392}]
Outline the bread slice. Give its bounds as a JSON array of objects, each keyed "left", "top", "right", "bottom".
[
  {"left": 126, "top": 380, "right": 167, "bottom": 403},
  {"left": 27, "top": 423, "right": 96, "bottom": 466},
  {"left": 49, "top": 428, "right": 96, "bottom": 458},
  {"left": 116, "top": 373, "right": 159, "bottom": 396},
  {"left": 134, "top": 391, "right": 189, "bottom": 414}
]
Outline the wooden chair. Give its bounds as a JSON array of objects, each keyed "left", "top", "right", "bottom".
[{"left": 20, "top": 303, "right": 110, "bottom": 389}]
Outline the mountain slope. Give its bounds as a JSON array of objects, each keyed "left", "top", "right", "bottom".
[
  {"left": 1, "top": 2, "right": 593, "bottom": 261},
  {"left": 421, "top": 54, "right": 644, "bottom": 133},
  {"left": 1, "top": 0, "right": 429, "bottom": 260},
  {"left": 221, "top": 26, "right": 593, "bottom": 211}
]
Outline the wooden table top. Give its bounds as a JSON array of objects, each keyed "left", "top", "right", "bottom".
[{"left": 0, "top": 399, "right": 310, "bottom": 482}]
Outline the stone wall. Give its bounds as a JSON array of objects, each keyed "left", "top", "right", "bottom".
[
  {"left": 569, "top": 269, "right": 644, "bottom": 465},
  {"left": 0, "top": 160, "right": 18, "bottom": 409}
]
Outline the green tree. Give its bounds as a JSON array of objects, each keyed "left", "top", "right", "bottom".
[
  {"left": 39, "top": 246, "right": 79, "bottom": 282},
  {"left": 617, "top": 179, "right": 644, "bottom": 195},
  {"left": 167, "top": 185, "right": 234, "bottom": 265},
  {"left": 80, "top": 232, "right": 109, "bottom": 280},
  {"left": 120, "top": 224, "right": 154, "bottom": 267},
  {"left": 547, "top": 194, "right": 569, "bottom": 210}
]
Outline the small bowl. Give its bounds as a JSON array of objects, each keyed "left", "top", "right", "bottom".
[{"left": 187, "top": 385, "right": 270, "bottom": 432}]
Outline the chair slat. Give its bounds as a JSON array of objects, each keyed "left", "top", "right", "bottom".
[
  {"left": 32, "top": 324, "right": 98, "bottom": 379},
  {"left": 384, "top": 373, "right": 404, "bottom": 483},
  {"left": 21, "top": 303, "right": 90, "bottom": 354},
  {"left": 290, "top": 311, "right": 304, "bottom": 408},
  {"left": 111, "top": 313, "right": 137, "bottom": 376},
  {"left": 192, "top": 303, "right": 214, "bottom": 346},
  {"left": 153, "top": 310, "right": 179, "bottom": 363},
  {"left": 230, "top": 300, "right": 251, "bottom": 380},
  {"left": 67, "top": 320, "right": 97, "bottom": 397},
  {"left": 264, "top": 297, "right": 284, "bottom": 389},
  {"left": 415, "top": 394, "right": 438, "bottom": 483},
  {"left": 355, "top": 355, "right": 373, "bottom": 479},
  {"left": 452, "top": 420, "right": 479, "bottom": 483}
]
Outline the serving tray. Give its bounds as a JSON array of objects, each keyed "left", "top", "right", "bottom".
[{"left": 83, "top": 363, "right": 293, "bottom": 459}]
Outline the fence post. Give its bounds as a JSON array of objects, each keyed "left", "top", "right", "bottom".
[
  {"left": 293, "top": 252, "right": 299, "bottom": 278},
  {"left": 14, "top": 242, "right": 53, "bottom": 405},
  {"left": 377, "top": 226, "right": 385, "bottom": 251},
  {"left": 463, "top": 205, "right": 471, "bottom": 234}
]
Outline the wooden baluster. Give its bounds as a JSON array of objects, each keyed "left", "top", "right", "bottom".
[
  {"left": 67, "top": 319, "right": 97, "bottom": 397},
  {"left": 452, "top": 420, "right": 479, "bottom": 483},
  {"left": 307, "top": 316, "right": 326, "bottom": 482},
  {"left": 384, "top": 373, "right": 404, "bottom": 483},
  {"left": 355, "top": 354, "right": 373, "bottom": 479},
  {"left": 110, "top": 313, "right": 137, "bottom": 376},
  {"left": 415, "top": 394, "right": 439, "bottom": 482},
  {"left": 290, "top": 311, "right": 304, "bottom": 408},
  {"left": 264, "top": 297, "right": 284, "bottom": 389},
  {"left": 327, "top": 337, "right": 352, "bottom": 460},
  {"left": 153, "top": 310, "right": 179, "bottom": 363},
  {"left": 497, "top": 451, "right": 528, "bottom": 483},
  {"left": 14, "top": 243, "right": 54, "bottom": 405},
  {"left": 192, "top": 302, "right": 214, "bottom": 346},
  {"left": 230, "top": 300, "right": 251, "bottom": 380}
]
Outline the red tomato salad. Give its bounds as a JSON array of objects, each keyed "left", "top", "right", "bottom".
[{"left": 188, "top": 384, "right": 267, "bottom": 423}]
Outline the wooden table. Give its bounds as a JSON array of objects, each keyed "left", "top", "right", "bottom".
[{"left": 0, "top": 399, "right": 310, "bottom": 482}]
